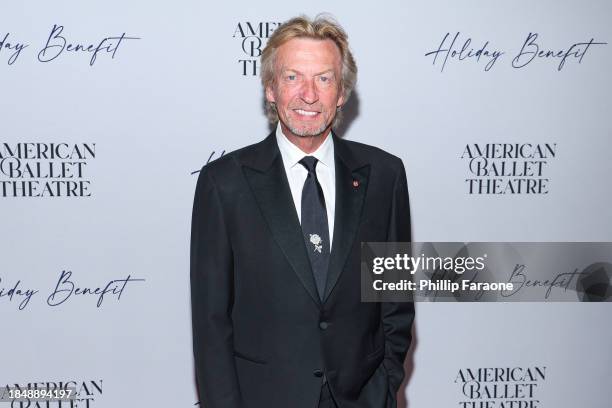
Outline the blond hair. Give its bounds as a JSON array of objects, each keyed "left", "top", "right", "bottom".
[{"left": 260, "top": 14, "right": 357, "bottom": 125}]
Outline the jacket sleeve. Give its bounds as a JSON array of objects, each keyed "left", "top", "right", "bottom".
[
  {"left": 190, "top": 167, "right": 244, "bottom": 408},
  {"left": 382, "top": 159, "right": 415, "bottom": 401}
]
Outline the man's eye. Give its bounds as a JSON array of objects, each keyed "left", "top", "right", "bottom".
[
  {"left": 287, "top": 75, "right": 296, "bottom": 80},
  {"left": 320, "top": 76, "right": 328, "bottom": 82}
]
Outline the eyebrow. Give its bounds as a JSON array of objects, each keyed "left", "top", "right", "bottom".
[{"left": 282, "top": 68, "right": 336, "bottom": 76}]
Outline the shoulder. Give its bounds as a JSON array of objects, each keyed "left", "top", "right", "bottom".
[
  {"left": 195, "top": 135, "right": 273, "bottom": 185},
  {"left": 336, "top": 137, "right": 405, "bottom": 174}
]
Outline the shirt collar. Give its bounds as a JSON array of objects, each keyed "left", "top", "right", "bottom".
[{"left": 275, "top": 122, "right": 334, "bottom": 169}]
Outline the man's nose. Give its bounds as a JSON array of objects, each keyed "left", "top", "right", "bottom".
[{"left": 299, "top": 78, "right": 318, "bottom": 104}]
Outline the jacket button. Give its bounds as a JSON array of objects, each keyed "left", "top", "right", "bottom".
[
  {"left": 319, "top": 321, "right": 329, "bottom": 330},
  {"left": 313, "top": 369, "right": 324, "bottom": 378}
]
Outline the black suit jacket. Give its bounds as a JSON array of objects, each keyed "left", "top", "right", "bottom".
[{"left": 191, "top": 131, "right": 414, "bottom": 408}]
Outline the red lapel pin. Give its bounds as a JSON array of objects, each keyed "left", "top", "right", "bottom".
[{"left": 352, "top": 180, "right": 359, "bottom": 188}]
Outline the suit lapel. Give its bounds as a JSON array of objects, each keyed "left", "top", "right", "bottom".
[
  {"left": 324, "top": 136, "right": 370, "bottom": 302},
  {"left": 241, "top": 133, "right": 322, "bottom": 307}
]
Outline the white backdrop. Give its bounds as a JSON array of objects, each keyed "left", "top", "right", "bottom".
[{"left": 2, "top": 1, "right": 611, "bottom": 407}]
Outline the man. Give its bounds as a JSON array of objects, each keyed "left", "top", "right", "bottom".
[{"left": 191, "top": 15, "right": 414, "bottom": 408}]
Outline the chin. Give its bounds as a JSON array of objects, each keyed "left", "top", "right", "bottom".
[
  {"left": 284, "top": 119, "right": 332, "bottom": 138},
  {"left": 291, "top": 125, "right": 329, "bottom": 138}
]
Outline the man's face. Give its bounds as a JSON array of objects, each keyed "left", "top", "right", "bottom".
[{"left": 266, "top": 38, "right": 345, "bottom": 139}]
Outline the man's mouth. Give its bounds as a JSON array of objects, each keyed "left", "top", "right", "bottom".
[{"left": 294, "top": 109, "right": 320, "bottom": 117}]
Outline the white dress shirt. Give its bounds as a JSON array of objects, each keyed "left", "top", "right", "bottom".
[{"left": 275, "top": 123, "right": 336, "bottom": 251}]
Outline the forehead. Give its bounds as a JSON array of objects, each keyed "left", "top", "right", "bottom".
[{"left": 275, "top": 38, "right": 342, "bottom": 72}]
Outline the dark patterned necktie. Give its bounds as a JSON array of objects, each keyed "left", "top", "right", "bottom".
[{"left": 299, "top": 156, "right": 330, "bottom": 300}]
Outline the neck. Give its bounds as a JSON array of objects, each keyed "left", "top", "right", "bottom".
[{"left": 280, "top": 123, "right": 332, "bottom": 154}]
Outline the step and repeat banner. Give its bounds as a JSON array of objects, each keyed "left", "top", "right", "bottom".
[{"left": 2, "top": 0, "right": 611, "bottom": 407}]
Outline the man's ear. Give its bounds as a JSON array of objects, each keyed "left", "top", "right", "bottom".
[
  {"left": 265, "top": 86, "right": 276, "bottom": 103},
  {"left": 337, "top": 88, "right": 345, "bottom": 108}
]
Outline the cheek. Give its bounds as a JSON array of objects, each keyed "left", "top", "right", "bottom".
[
  {"left": 321, "top": 93, "right": 341, "bottom": 111},
  {"left": 274, "top": 89, "right": 292, "bottom": 107}
]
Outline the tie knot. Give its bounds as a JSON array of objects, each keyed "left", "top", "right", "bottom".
[{"left": 299, "top": 156, "right": 318, "bottom": 173}]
